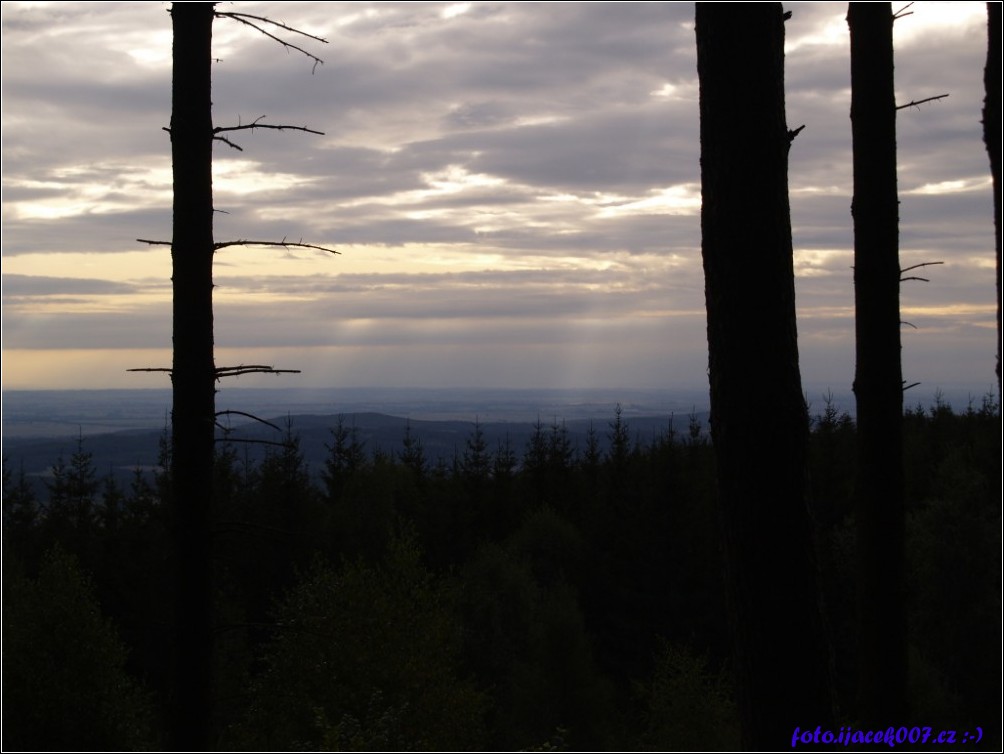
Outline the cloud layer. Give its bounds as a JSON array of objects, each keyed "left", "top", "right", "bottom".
[{"left": 1, "top": 1, "right": 997, "bottom": 397}]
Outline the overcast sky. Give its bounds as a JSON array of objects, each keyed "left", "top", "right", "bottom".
[{"left": 1, "top": 1, "right": 997, "bottom": 402}]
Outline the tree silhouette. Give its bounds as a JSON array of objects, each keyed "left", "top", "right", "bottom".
[
  {"left": 847, "top": 1, "right": 907, "bottom": 723},
  {"left": 400, "top": 419, "right": 428, "bottom": 478},
  {"left": 151, "top": 4, "right": 331, "bottom": 748},
  {"left": 2, "top": 460, "right": 39, "bottom": 533},
  {"left": 984, "top": 2, "right": 1002, "bottom": 393},
  {"left": 165, "top": 7, "right": 215, "bottom": 747},
  {"left": 46, "top": 434, "right": 98, "bottom": 532},
  {"left": 3, "top": 547, "right": 157, "bottom": 749},
  {"left": 695, "top": 3, "right": 833, "bottom": 746},
  {"left": 461, "top": 418, "right": 491, "bottom": 485}
]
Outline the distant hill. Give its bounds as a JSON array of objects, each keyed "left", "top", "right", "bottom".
[
  {"left": 2, "top": 408, "right": 705, "bottom": 502},
  {"left": 6, "top": 383, "right": 917, "bottom": 501},
  {"left": 2, "top": 386, "right": 714, "bottom": 437}
]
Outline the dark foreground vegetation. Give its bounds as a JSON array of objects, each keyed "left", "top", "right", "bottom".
[{"left": 3, "top": 396, "right": 1000, "bottom": 750}]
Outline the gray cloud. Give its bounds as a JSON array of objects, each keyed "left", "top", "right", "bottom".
[
  {"left": 1, "top": 1, "right": 997, "bottom": 393},
  {"left": 2, "top": 273, "right": 139, "bottom": 298}
]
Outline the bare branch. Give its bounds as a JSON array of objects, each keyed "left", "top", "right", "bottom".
[
  {"left": 902, "top": 381, "right": 921, "bottom": 392},
  {"left": 900, "top": 261, "right": 944, "bottom": 274},
  {"left": 901, "top": 320, "right": 918, "bottom": 329},
  {"left": 901, "top": 261, "right": 944, "bottom": 282},
  {"left": 137, "top": 238, "right": 172, "bottom": 246},
  {"left": 216, "top": 11, "right": 329, "bottom": 45},
  {"left": 213, "top": 436, "right": 291, "bottom": 448},
  {"left": 215, "top": 11, "right": 327, "bottom": 73},
  {"left": 215, "top": 409, "right": 283, "bottom": 433},
  {"left": 896, "top": 93, "right": 949, "bottom": 111},
  {"left": 127, "top": 367, "right": 172, "bottom": 373},
  {"left": 216, "top": 364, "right": 290, "bottom": 372},
  {"left": 213, "top": 134, "right": 244, "bottom": 151},
  {"left": 892, "top": 2, "right": 914, "bottom": 20},
  {"left": 215, "top": 364, "right": 302, "bottom": 380},
  {"left": 213, "top": 238, "right": 339, "bottom": 255},
  {"left": 214, "top": 117, "right": 324, "bottom": 137}
]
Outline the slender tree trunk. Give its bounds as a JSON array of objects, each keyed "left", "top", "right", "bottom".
[
  {"left": 170, "top": 3, "right": 216, "bottom": 749},
  {"left": 984, "top": 2, "right": 1002, "bottom": 395},
  {"left": 696, "top": 4, "right": 833, "bottom": 747},
  {"left": 847, "top": 1, "right": 907, "bottom": 725}
]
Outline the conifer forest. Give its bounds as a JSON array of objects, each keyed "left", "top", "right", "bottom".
[
  {"left": 3, "top": 397, "right": 1000, "bottom": 749},
  {"left": 2, "top": 1, "right": 1001, "bottom": 751}
]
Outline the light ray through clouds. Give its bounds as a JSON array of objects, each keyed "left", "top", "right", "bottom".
[{"left": 1, "top": 1, "right": 997, "bottom": 398}]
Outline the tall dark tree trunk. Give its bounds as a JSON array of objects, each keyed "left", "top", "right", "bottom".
[
  {"left": 984, "top": 2, "right": 1002, "bottom": 394},
  {"left": 169, "top": 3, "right": 216, "bottom": 749},
  {"left": 696, "top": 4, "right": 833, "bottom": 748},
  {"left": 847, "top": 1, "right": 907, "bottom": 725}
]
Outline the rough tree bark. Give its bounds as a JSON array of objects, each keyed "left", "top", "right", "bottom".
[
  {"left": 169, "top": 3, "right": 216, "bottom": 749},
  {"left": 984, "top": 2, "right": 1002, "bottom": 394},
  {"left": 695, "top": 3, "right": 834, "bottom": 748},
  {"left": 847, "top": 1, "right": 908, "bottom": 725}
]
